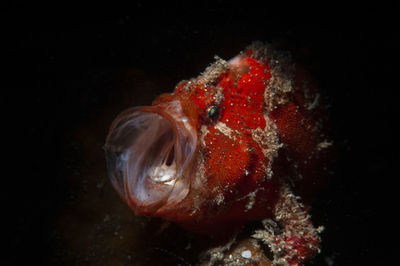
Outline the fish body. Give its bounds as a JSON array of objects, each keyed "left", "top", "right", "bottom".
[{"left": 105, "top": 42, "right": 332, "bottom": 264}]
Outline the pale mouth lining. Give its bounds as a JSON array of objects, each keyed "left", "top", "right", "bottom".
[
  {"left": 143, "top": 118, "right": 177, "bottom": 185},
  {"left": 104, "top": 101, "right": 196, "bottom": 212},
  {"left": 149, "top": 141, "right": 176, "bottom": 184}
]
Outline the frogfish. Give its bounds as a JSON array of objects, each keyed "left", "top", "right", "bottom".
[{"left": 104, "top": 42, "right": 332, "bottom": 265}]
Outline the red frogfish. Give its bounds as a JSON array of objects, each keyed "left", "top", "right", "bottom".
[{"left": 104, "top": 42, "right": 332, "bottom": 265}]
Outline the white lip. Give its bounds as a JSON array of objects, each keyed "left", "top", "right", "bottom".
[{"left": 104, "top": 101, "right": 197, "bottom": 212}]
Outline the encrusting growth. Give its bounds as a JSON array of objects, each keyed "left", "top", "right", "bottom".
[{"left": 104, "top": 41, "right": 333, "bottom": 265}]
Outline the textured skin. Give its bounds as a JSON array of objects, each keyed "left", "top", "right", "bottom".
[
  {"left": 152, "top": 55, "right": 282, "bottom": 230},
  {"left": 106, "top": 43, "right": 333, "bottom": 264}
]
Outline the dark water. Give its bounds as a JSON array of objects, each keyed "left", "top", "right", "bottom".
[{"left": 3, "top": 4, "right": 398, "bottom": 266}]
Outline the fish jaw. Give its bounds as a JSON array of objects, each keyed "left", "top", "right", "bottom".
[{"left": 104, "top": 100, "right": 198, "bottom": 216}]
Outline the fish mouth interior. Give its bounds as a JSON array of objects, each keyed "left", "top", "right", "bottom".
[
  {"left": 104, "top": 101, "right": 196, "bottom": 212},
  {"left": 147, "top": 128, "right": 176, "bottom": 184}
]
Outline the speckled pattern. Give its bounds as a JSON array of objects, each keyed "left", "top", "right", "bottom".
[{"left": 104, "top": 43, "right": 331, "bottom": 264}]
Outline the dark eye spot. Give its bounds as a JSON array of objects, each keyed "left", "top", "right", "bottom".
[{"left": 206, "top": 105, "right": 218, "bottom": 119}]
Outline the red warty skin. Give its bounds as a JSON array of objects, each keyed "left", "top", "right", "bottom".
[{"left": 104, "top": 42, "right": 332, "bottom": 265}]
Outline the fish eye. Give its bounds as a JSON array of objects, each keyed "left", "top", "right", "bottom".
[{"left": 206, "top": 105, "right": 219, "bottom": 119}]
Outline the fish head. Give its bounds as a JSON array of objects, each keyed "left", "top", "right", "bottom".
[{"left": 104, "top": 43, "right": 328, "bottom": 231}]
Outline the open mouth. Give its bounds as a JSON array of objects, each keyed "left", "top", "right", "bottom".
[{"left": 104, "top": 101, "right": 197, "bottom": 213}]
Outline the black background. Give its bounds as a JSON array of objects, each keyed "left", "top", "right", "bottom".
[{"left": 3, "top": 3, "right": 399, "bottom": 265}]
